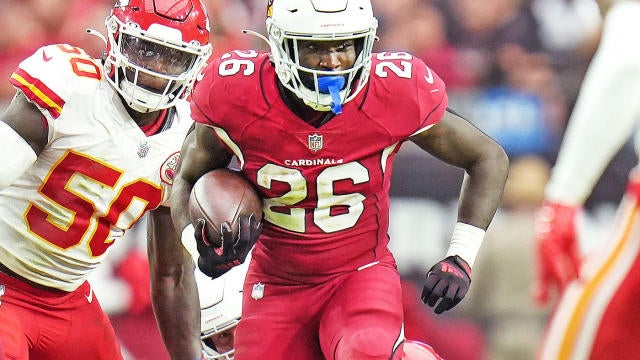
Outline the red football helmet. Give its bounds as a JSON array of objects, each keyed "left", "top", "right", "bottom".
[
  {"left": 104, "top": 0, "right": 212, "bottom": 112},
  {"left": 402, "top": 340, "right": 443, "bottom": 360}
]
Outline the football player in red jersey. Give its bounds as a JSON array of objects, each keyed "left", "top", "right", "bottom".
[
  {"left": 172, "top": 0, "right": 508, "bottom": 359},
  {"left": 194, "top": 252, "right": 447, "bottom": 360},
  {"left": 0, "top": 0, "right": 211, "bottom": 359},
  {"left": 534, "top": 0, "right": 640, "bottom": 359}
]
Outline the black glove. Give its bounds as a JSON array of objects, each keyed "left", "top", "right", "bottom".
[
  {"left": 194, "top": 214, "right": 262, "bottom": 278},
  {"left": 421, "top": 255, "right": 471, "bottom": 314}
]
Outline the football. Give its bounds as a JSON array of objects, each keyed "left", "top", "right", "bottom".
[{"left": 188, "top": 169, "right": 262, "bottom": 246}]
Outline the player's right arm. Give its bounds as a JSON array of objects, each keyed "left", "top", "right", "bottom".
[
  {"left": 170, "top": 123, "right": 233, "bottom": 234},
  {"left": 0, "top": 91, "right": 48, "bottom": 189},
  {"left": 2, "top": 44, "right": 100, "bottom": 191}
]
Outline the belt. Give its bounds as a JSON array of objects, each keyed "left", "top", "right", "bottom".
[{"left": 0, "top": 261, "right": 66, "bottom": 293}]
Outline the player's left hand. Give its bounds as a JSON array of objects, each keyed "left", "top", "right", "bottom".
[
  {"left": 195, "top": 214, "right": 262, "bottom": 278},
  {"left": 421, "top": 255, "right": 471, "bottom": 314}
]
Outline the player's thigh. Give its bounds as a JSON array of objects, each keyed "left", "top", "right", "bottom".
[
  {"left": 319, "top": 261, "right": 404, "bottom": 360},
  {"left": 589, "top": 251, "right": 640, "bottom": 359},
  {"left": 31, "top": 298, "right": 122, "bottom": 360},
  {"left": 0, "top": 301, "right": 29, "bottom": 360},
  {"left": 234, "top": 281, "right": 325, "bottom": 360},
  {"left": 541, "top": 196, "right": 640, "bottom": 360}
]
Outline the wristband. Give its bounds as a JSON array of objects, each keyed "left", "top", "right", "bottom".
[
  {"left": 181, "top": 224, "right": 200, "bottom": 265},
  {"left": 445, "top": 222, "right": 485, "bottom": 268}
]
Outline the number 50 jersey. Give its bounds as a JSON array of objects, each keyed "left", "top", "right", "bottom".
[
  {"left": 0, "top": 44, "right": 193, "bottom": 291},
  {"left": 191, "top": 50, "right": 448, "bottom": 283}
]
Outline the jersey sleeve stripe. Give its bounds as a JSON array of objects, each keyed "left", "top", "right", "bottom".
[{"left": 10, "top": 68, "right": 65, "bottom": 119}]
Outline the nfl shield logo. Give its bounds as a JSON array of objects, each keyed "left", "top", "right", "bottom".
[
  {"left": 137, "top": 142, "right": 150, "bottom": 158},
  {"left": 308, "top": 134, "right": 323, "bottom": 152},
  {"left": 251, "top": 282, "right": 265, "bottom": 300}
]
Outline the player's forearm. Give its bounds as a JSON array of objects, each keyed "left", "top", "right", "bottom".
[
  {"left": 148, "top": 207, "right": 201, "bottom": 359},
  {"left": 151, "top": 271, "right": 201, "bottom": 360},
  {"left": 446, "top": 147, "right": 507, "bottom": 268},
  {"left": 149, "top": 239, "right": 201, "bottom": 359},
  {"left": 171, "top": 176, "right": 195, "bottom": 233},
  {"left": 546, "top": 4, "right": 640, "bottom": 205}
]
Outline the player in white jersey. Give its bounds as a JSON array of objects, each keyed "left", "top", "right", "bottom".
[
  {"left": 0, "top": 0, "right": 212, "bottom": 359},
  {"left": 196, "top": 254, "right": 248, "bottom": 360},
  {"left": 533, "top": 0, "right": 640, "bottom": 359}
]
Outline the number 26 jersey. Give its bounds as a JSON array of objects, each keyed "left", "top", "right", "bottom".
[{"left": 191, "top": 50, "right": 448, "bottom": 282}]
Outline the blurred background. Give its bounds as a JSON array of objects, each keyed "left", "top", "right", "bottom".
[{"left": 1, "top": 0, "right": 634, "bottom": 359}]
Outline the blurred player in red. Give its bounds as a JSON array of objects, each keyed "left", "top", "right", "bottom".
[
  {"left": 0, "top": 0, "right": 212, "bottom": 359},
  {"left": 533, "top": 1, "right": 640, "bottom": 359},
  {"left": 172, "top": 0, "right": 508, "bottom": 359}
]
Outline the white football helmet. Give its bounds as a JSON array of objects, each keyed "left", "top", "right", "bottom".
[
  {"left": 104, "top": 0, "right": 212, "bottom": 113},
  {"left": 266, "top": 0, "right": 378, "bottom": 113},
  {"left": 196, "top": 255, "right": 249, "bottom": 360}
]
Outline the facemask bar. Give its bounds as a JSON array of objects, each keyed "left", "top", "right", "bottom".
[
  {"left": 105, "top": 15, "right": 211, "bottom": 113},
  {"left": 201, "top": 321, "right": 239, "bottom": 360},
  {"left": 201, "top": 341, "right": 234, "bottom": 360},
  {"left": 268, "top": 22, "right": 376, "bottom": 112}
]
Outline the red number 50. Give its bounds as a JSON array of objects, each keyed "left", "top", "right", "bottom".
[{"left": 25, "top": 151, "right": 163, "bottom": 257}]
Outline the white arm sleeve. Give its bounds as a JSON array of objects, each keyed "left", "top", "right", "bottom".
[
  {"left": 0, "top": 121, "right": 37, "bottom": 190},
  {"left": 545, "top": 1, "right": 640, "bottom": 205}
]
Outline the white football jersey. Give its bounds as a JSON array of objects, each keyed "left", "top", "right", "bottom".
[{"left": 0, "top": 44, "right": 193, "bottom": 291}]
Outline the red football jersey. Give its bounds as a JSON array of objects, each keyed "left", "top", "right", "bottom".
[{"left": 191, "top": 50, "right": 448, "bottom": 282}]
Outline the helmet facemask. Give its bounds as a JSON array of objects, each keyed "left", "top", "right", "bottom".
[
  {"left": 266, "top": 0, "right": 378, "bottom": 114},
  {"left": 201, "top": 322, "right": 238, "bottom": 360},
  {"left": 104, "top": 2, "right": 212, "bottom": 113}
]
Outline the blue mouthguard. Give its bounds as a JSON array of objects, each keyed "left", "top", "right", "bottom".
[{"left": 317, "top": 76, "right": 345, "bottom": 114}]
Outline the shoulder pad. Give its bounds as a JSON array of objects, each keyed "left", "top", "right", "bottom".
[
  {"left": 192, "top": 51, "right": 269, "bottom": 125},
  {"left": 366, "top": 52, "right": 448, "bottom": 134},
  {"left": 10, "top": 44, "right": 103, "bottom": 119}
]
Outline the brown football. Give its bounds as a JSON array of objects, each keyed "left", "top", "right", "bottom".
[{"left": 188, "top": 169, "right": 262, "bottom": 246}]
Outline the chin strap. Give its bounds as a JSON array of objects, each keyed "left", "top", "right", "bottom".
[{"left": 317, "top": 76, "right": 345, "bottom": 114}]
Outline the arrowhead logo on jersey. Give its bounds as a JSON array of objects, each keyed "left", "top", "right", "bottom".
[
  {"left": 160, "top": 152, "right": 180, "bottom": 185},
  {"left": 308, "top": 134, "right": 323, "bottom": 152}
]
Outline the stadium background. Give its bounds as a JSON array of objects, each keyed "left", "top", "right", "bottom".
[{"left": 0, "top": 1, "right": 631, "bottom": 359}]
